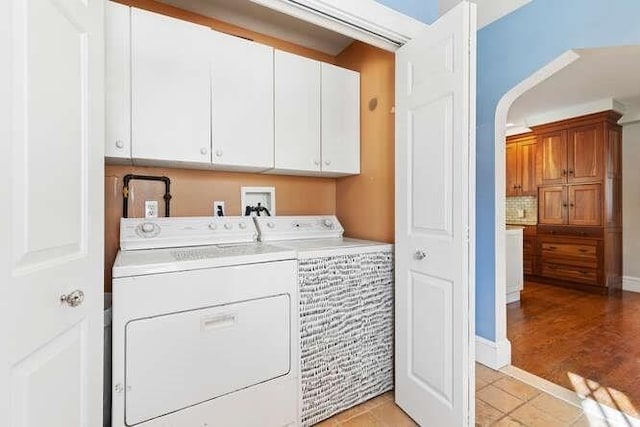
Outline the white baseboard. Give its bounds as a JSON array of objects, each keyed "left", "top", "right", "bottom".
[
  {"left": 475, "top": 336, "right": 511, "bottom": 370},
  {"left": 623, "top": 276, "right": 640, "bottom": 293}
]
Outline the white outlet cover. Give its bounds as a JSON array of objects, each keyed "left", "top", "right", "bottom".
[{"left": 145, "top": 201, "right": 158, "bottom": 218}]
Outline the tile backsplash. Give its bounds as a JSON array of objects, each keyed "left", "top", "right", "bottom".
[{"left": 506, "top": 196, "right": 537, "bottom": 225}]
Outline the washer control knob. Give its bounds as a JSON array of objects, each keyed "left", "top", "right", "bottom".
[
  {"left": 267, "top": 222, "right": 275, "bottom": 229},
  {"left": 323, "top": 219, "right": 333, "bottom": 228},
  {"left": 208, "top": 223, "right": 217, "bottom": 230},
  {"left": 224, "top": 223, "right": 232, "bottom": 230},
  {"left": 239, "top": 222, "right": 247, "bottom": 229},
  {"left": 140, "top": 223, "right": 155, "bottom": 233}
]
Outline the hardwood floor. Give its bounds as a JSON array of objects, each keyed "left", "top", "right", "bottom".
[{"left": 508, "top": 281, "right": 640, "bottom": 417}]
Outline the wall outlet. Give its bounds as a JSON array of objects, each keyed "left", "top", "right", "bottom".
[
  {"left": 213, "top": 201, "right": 225, "bottom": 216},
  {"left": 145, "top": 200, "right": 158, "bottom": 218}
]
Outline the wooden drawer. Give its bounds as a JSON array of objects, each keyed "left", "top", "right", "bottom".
[
  {"left": 540, "top": 242, "right": 597, "bottom": 265},
  {"left": 541, "top": 263, "right": 598, "bottom": 286},
  {"left": 523, "top": 257, "right": 534, "bottom": 275}
]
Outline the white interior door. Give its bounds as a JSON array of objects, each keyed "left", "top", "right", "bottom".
[
  {"left": 0, "top": 0, "right": 104, "bottom": 426},
  {"left": 395, "top": 2, "right": 476, "bottom": 426}
]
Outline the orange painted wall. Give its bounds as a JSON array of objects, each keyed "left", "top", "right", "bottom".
[
  {"left": 335, "top": 42, "right": 395, "bottom": 243},
  {"left": 105, "top": 165, "right": 336, "bottom": 290}
]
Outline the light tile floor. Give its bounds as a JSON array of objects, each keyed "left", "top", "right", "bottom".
[{"left": 315, "top": 364, "right": 606, "bottom": 426}]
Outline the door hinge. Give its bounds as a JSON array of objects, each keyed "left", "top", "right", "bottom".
[{"left": 465, "top": 226, "right": 470, "bottom": 242}]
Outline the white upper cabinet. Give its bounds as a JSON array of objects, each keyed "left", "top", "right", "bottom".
[
  {"left": 131, "top": 8, "right": 211, "bottom": 166},
  {"left": 274, "top": 50, "right": 322, "bottom": 174},
  {"left": 321, "top": 63, "right": 360, "bottom": 176},
  {"left": 211, "top": 31, "right": 274, "bottom": 172},
  {"left": 105, "top": 1, "right": 131, "bottom": 162}
]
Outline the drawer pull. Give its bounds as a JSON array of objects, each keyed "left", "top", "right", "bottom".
[
  {"left": 578, "top": 249, "right": 589, "bottom": 253},
  {"left": 548, "top": 246, "right": 557, "bottom": 250}
]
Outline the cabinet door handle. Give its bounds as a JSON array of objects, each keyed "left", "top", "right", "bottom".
[
  {"left": 324, "top": 159, "right": 331, "bottom": 166},
  {"left": 200, "top": 147, "right": 209, "bottom": 155},
  {"left": 563, "top": 203, "right": 568, "bottom": 208},
  {"left": 115, "top": 140, "right": 125, "bottom": 149},
  {"left": 570, "top": 203, "right": 575, "bottom": 208},
  {"left": 569, "top": 170, "right": 574, "bottom": 175},
  {"left": 562, "top": 169, "right": 568, "bottom": 176}
]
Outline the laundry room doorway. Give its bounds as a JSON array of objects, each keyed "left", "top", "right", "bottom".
[{"left": 493, "top": 45, "right": 640, "bottom": 422}]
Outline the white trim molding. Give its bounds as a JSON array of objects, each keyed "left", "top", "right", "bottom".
[
  {"left": 623, "top": 276, "right": 640, "bottom": 293},
  {"left": 475, "top": 336, "right": 511, "bottom": 370},
  {"left": 248, "top": 0, "right": 428, "bottom": 51}
]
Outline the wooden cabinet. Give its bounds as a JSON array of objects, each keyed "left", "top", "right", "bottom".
[
  {"left": 131, "top": 8, "right": 211, "bottom": 165},
  {"left": 211, "top": 31, "right": 274, "bottom": 171},
  {"left": 105, "top": 1, "right": 131, "bottom": 162},
  {"left": 530, "top": 111, "right": 622, "bottom": 293},
  {"left": 274, "top": 50, "right": 322, "bottom": 174},
  {"left": 538, "top": 186, "right": 566, "bottom": 225},
  {"left": 505, "top": 133, "right": 537, "bottom": 196},
  {"left": 321, "top": 63, "right": 360, "bottom": 176},
  {"left": 522, "top": 226, "right": 537, "bottom": 275}
]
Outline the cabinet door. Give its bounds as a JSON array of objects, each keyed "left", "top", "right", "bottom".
[
  {"left": 540, "top": 131, "right": 567, "bottom": 185},
  {"left": 274, "top": 50, "right": 321, "bottom": 173},
  {"left": 211, "top": 31, "right": 274, "bottom": 171},
  {"left": 518, "top": 140, "right": 537, "bottom": 196},
  {"left": 321, "top": 63, "right": 360, "bottom": 175},
  {"left": 505, "top": 143, "right": 519, "bottom": 196},
  {"left": 568, "top": 124, "right": 603, "bottom": 183},
  {"left": 105, "top": 1, "right": 131, "bottom": 161},
  {"left": 131, "top": 8, "right": 211, "bottom": 165},
  {"left": 538, "top": 186, "right": 567, "bottom": 225},
  {"left": 569, "top": 184, "right": 602, "bottom": 226}
]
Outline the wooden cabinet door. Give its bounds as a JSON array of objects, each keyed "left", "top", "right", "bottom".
[
  {"left": 505, "top": 143, "right": 519, "bottom": 196},
  {"left": 274, "top": 50, "right": 321, "bottom": 173},
  {"left": 538, "top": 186, "right": 567, "bottom": 225},
  {"left": 131, "top": 8, "right": 211, "bottom": 165},
  {"left": 540, "top": 131, "right": 567, "bottom": 185},
  {"left": 519, "top": 140, "right": 537, "bottom": 195},
  {"left": 211, "top": 30, "right": 274, "bottom": 171},
  {"left": 568, "top": 124, "right": 603, "bottom": 183},
  {"left": 321, "top": 63, "right": 360, "bottom": 175},
  {"left": 569, "top": 184, "right": 602, "bottom": 226}
]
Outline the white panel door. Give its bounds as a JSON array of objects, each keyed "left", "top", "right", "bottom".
[
  {"left": 105, "top": 1, "right": 131, "bottom": 162},
  {"left": 0, "top": 0, "right": 104, "bottom": 425},
  {"left": 321, "top": 63, "right": 360, "bottom": 176},
  {"left": 211, "top": 30, "right": 274, "bottom": 172},
  {"left": 131, "top": 8, "right": 211, "bottom": 165},
  {"left": 274, "top": 50, "right": 321, "bottom": 173},
  {"left": 395, "top": 2, "right": 476, "bottom": 426}
]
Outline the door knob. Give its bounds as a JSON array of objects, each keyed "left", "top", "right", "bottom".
[
  {"left": 60, "top": 290, "right": 84, "bottom": 308},
  {"left": 414, "top": 250, "right": 428, "bottom": 260}
]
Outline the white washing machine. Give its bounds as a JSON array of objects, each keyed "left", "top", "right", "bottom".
[
  {"left": 111, "top": 216, "right": 299, "bottom": 427},
  {"left": 254, "top": 216, "right": 394, "bottom": 426}
]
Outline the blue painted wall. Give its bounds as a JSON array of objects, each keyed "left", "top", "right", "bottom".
[
  {"left": 476, "top": 0, "right": 640, "bottom": 340},
  {"left": 375, "top": 0, "right": 439, "bottom": 24},
  {"left": 379, "top": 0, "right": 640, "bottom": 341}
]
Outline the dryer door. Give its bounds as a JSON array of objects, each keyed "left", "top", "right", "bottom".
[{"left": 124, "top": 294, "right": 290, "bottom": 425}]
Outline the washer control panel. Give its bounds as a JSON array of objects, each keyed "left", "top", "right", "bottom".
[
  {"left": 120, "top": 216, "right": 258, "bottom": 251},
  {"left": 254, "top": 215, "right": 344, "bottom": 242}
]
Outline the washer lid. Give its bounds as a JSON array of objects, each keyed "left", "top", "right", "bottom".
[
  {"left": 112, "top": 243, "right": 296, "bottom": 278},
  {"left": 254, "top": 215, "right": 344, "bottom": 241}
]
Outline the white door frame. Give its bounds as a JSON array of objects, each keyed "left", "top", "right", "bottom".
[
  {"left": 248, "top": 0, "right": 428, "bottom": 51},
  {"left": 487, "top": 50, "right": 580, "bottom": 369}
]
